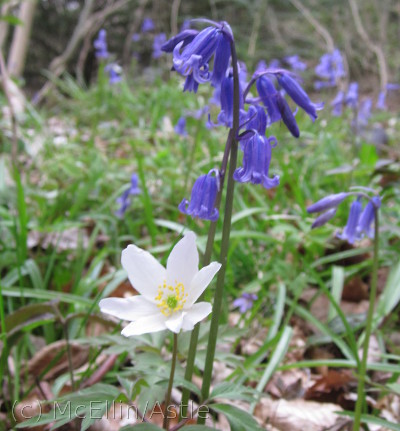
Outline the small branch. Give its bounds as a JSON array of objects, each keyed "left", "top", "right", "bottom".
[
  {"left": 288, "top": 0, "right": 335, "bottom": 52},
  {"left": 0, "top": 49, "right": 19, "bottom": 166},
  {"left": 348, "top": 0, "right": 388, "bottom": 90},
  {"left": 170, "top": 0, "right": 181, "bottom": 35}
]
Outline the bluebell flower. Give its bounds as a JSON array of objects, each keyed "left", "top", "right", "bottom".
[
  {"left": 255, "top": 60, "right": 268, "bottom": 73},
  {"left": 179, "top": 169, "right": 220, "bottom": 221},
  {"left": 245, "top": 105, "right": 267, "bottom": 136},
  {"left": 275, "top": 92, "right": 300, "bottom": 138},
  {"left": 234, "top": 132, "right": 279, "bottom": 189},
  {"left": 152, "top": 33, "right": 167, "bottom": 58},
  {"left": 132, "top": 33, "right": 140, "bottom": 42},
  {"left": 94, "top": 29, "right": 109, "bottom": 59},
  {"left": 105, "top": 63, "right": 122, "bottom": 84},
  {"left": 174, "top": 116, "right": 187, "bottom": 136},
  {"left": 307, "top": 192, "right": 349, "bottom": 214},
  {"left": 284, "top": 55, "right": 307, "bottom": 71},
  {"left": 345, "top": 82, "right": 359, "bottom": 108},
  {"left": 376, "top": 91, "right": 387, "bottom": 110},
  {"left": 170, "top": 23, "right": 232, "bottom": 91},
  {"left": 233, "top": 293, "right": 258, "bottom": 313},
  {"left": 386, "top": 83, "right": 400, "bottom": 91},
  {"left": 256, "top": 75, "right": 282, "bottom": 124},
  {"left": 315, "top": 49, "right": 345, "bottom": 85},
  {"left": 357, "top": 98, "right": 372, "bottom": 127},
  {"left": 276, "top": 72, "right": 322, "bottom": 121},
  {"left": 141, "top": 18, "right": 155, "bottom": 33},
  {"left": 161, "top": 29, "right": 198, "bottom": 53},
  {"left": 357, "top": 196, "right": 381, "bottom": 238},
  {"left": 115, "top": 174, "right": 141, "bottom": 218},
  {"left": 311, "top": 208, "right": 338, "bottom": 229},
  {"left": 255, "top": 74, "right": 301, "bottom": 137},
  {"left": 216, "top": 73, "right": 247, "bottom": 128},
  {"left": 336, "top": 199, "right": 363, "bottom": 244},
  {"left": 331, "top": 90, "right": 344, "bottom": 116}
]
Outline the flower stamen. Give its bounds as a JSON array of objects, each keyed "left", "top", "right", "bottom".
[{"left": 155, "top": 281, "right": 188, "bottom": 316}]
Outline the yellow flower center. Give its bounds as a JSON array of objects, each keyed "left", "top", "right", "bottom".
[{"left": 154, "top": 281, "right": 188, "bottom": 316}]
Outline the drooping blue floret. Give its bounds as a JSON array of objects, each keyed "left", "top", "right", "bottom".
[
  {"left": 357, "top": 196, "right": 381, "bottom": 238},
  {"left": 105, "top": 63, "right": 122, "bottom": 84},
  {"left": 152, "top": 33, "right": 167, "bottom": 58},
  {"left": 275, "top": 92, "right": 300, "bottom": 138},
  {"left": 357, "top": 98, "right": 372, "bottom": 127},
  {"left": 311, "top": 208, "right": 338, "bottom": 229},
  {"left": 331, "top": 90, "right": 344, "bottom": 116},
  {"left": 233, "top": 293, "right": 258, "bottom": 313},
  {"left": 337, "top": 199, "right": 363, "bottom": 244},
  {"left": 216, "top": 73, "right": 246, "bottom": 128},
  {"left": 141, "top": 18, "right": 155, "bottom": 33},
  {"left": 179, "top": 169, "right": 220, "bottom": 221},
  {"left": 284, "top": 55, "right": 307, "bottom": 72},
  {"left": 307, "top": 192, "right": 349, "bottom": 213},
  {"left": 174, "top": 117, "right": 187, "bottom": 136},
  {"left": 161, "top": 29, "right": 198, "bottom": 53},
  {"left": 256, "top": 75, "right": 282, "bottom": 124},
  {"left": 376, "top": 91, "right": 387, "bottom": 110},
  {"left": 345, "top": 82, "right": 359, "bottom": 108},
  {"left": 94, "top": 29, "right": 109, "bottom": 59},
  {"left": 276, "top": 72, "right": 321, "bottom": 121},
  {"left": 169, "top": 23, "right": 232, "bottom": 91},
  {"left": 115, "top": 174, "right": 141, "bottom": 218},
  {"left": 234, "top": 133, "right": 279, "bottom": 189},
  {"left": 314, "top": 49, "right": 345, "bottom": 87}
]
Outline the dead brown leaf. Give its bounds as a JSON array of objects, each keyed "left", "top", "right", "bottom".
[
  {"left": 255, "top": 398, "right": 343, "bottom": 431},
  {"left": 26, "top": 340, "right": 89, "bottom": 382}
]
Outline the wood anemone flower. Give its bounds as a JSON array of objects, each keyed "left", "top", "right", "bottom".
[{"left": 99, "top": 232, "right": 221, "bottom": 335}]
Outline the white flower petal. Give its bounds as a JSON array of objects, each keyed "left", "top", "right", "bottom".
[
  {"left": 121, "top": 314, "right": 167, "bottom": 336},
  {"left": 186, "top": 261, "right": 221, "bottom": 306},
  {"left": 166, "top": 232, "right": 199, "bottom": 288},
  {"left": 181, "top": 302, "right": 212, "bottom": 331},
  {"left": 121, "top": 244, "right": 166, "bottom": 301},
  {"left": 165, "top": 312, "right": 184, "bottom": 333},
  {"left": 99, "top": 296, "right": 159, "bottom": 321}
]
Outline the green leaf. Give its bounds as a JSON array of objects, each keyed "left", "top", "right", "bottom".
[
  {"left": 209, "top": 382, "right": 257, "bottom": 402},
  {"left": 211, "top": 403, "right": 263, "bottom": 431},
  {"left": 338, "top": 411, "right": 400, "bottom": 431},
  {"left": 0, "top": 15, "right": 23, "bottom": 26}
]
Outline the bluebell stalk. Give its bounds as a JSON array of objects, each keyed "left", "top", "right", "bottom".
[
  {"left": 179, "top": 169, "right": 220, "bottom": 222},
  {"left": 161, "top": 18, "right": 320, "bottom": 423}
]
